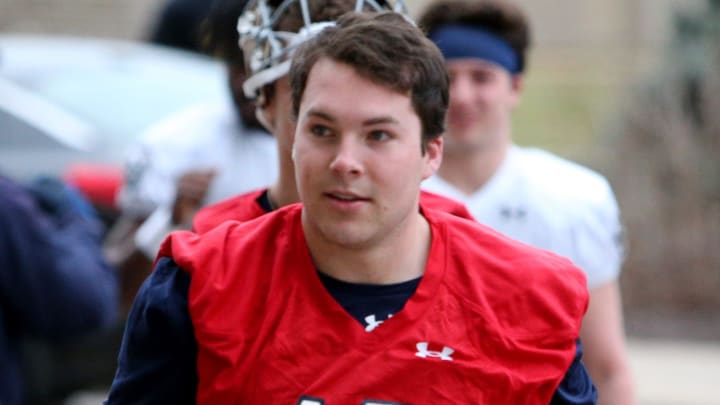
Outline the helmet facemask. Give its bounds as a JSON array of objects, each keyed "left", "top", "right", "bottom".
[{"left": 237, "top": 0, "right": 410, "bottom": 100}]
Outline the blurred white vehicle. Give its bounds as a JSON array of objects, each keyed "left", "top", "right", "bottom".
[{"left": 0, "top": 34, "right": 227, "bottom": 210}]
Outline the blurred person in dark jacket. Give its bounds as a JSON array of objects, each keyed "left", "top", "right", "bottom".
[{"left": 0, "top": 175, "right": 118, "bottom": 405}]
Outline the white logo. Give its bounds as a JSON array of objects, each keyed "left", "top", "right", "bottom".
[
  {"left": 415, "top": 342, "right": 454, "bottom": 361},
  {"left": 364, "top": 314, "right": 392, "bottom": 332}
]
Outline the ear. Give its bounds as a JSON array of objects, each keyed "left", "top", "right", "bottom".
[
  {"left": 508, "top": 74, "right": 524, "bottom": 108},
  {"left": 421, "top": 136, "right": 443, "bottom": 181}
]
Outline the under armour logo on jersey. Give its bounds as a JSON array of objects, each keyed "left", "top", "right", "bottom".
[
  {"left": 500, "top": 205, "right": 527, "bottom": 221},
  {"left": 364, "top": 314, "right": 392, "bottom": 332},
  {"left": 415, "top": 342, "right": 454, "bottom": 361}
]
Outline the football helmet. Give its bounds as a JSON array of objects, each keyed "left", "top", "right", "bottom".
[{"left": 237, "top": 0, "right": 410, "bottom": 98}]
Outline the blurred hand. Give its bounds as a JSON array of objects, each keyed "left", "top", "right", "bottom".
[{"left": 172, "top": 169, "right": 216, "bottom": 225}]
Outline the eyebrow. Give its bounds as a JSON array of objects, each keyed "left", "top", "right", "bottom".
[
  {"left": 306, "top": 109, "right": 336, "bottom": 123},
  {"left": 305, "top": 108, "right": 400, "bottom": 126},
  {"left": 363, "top": 116, "right": 399, "bottom": 126}
]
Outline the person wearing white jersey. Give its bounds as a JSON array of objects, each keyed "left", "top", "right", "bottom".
[
  {"left": 118, "top": 99, "right": 278, "bottom": 248},
  {"left": 105, "top": 0, "right": 278, "bottom": 312},
  {"left": 418, "top": 1, "right": 634, "bottom": 404},
  {"left": 424, "top": 146, "right": 622, "bottom": 288}
]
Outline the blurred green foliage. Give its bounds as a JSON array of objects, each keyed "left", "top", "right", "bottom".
[{"left": 512, "top": 59, "right": 616, "bottom": 159}]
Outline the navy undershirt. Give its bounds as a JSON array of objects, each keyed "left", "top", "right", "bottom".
[
  {"left": 317, "top": 271, "right": 421, "bottom": 330},
  {"left": 255, "top": 189, "right": 274, "bottom": 212}
]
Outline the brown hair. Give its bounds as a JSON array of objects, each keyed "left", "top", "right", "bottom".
[
  {"left": 289, "top": 12, "right": 449, "bottom": 151},
  {"left": 418, "top": 0, "right": 531, "bottom": 74}
]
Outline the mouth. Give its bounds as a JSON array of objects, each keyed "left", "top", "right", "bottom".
[
  {"left": 324, "top": 191, "right": 371, "bottom": 208},
  {"left": 448, "top": 113, "right": 477, "bottom": 129},
  {"left": 325, "top": 191, "right": 369, "bottom": 201}
]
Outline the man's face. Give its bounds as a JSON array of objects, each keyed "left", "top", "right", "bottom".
[
  {"left": 293, "top": 58, "right": 442, "bottom": 249},
  {"left": 444, "top": 59, "right": 521, "bottom": 152}
]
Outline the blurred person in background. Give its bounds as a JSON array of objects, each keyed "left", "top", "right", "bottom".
[
  {"left": 105, "top": 0, "right": 278, "bottom": 313},
  {"left": 107, "top": 9, "right": 596, "bottom": 404},
  {"left": 419, "top": 1, "right": 633, "bottom": 403},
  {"left": 0, "top": 175, "right": 117, "bottom": 405}
]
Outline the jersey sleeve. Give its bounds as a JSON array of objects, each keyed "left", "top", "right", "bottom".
[
  {"left": 106, "top": 258, "right": 197, "bottom": 405},
  {"left": 570, "top": 178, "right": 625, "bottom": 289},
  {"left": 550, "top": 340, "right": 598, "bottom": 405}
]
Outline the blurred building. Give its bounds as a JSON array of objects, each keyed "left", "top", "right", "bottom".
[
  {"left": 415, "top": 0, "right": 703, "bottom": 47},
  {"left": 0, "top": 0, "right": 704, "bottom": 48},
  {"left": 0, "top": 0, "right": 165, "bottom": 40}
]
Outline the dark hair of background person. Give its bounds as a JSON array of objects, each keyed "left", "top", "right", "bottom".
[
  {"left": 149, "top": 0, "right": 215, "bottom": 53},
  {"left": 199, "top": 0, "right": 247, "bottom": 65},
  {"left": 289, "top": 11, "right": 449, "bottom": 152},
  {"left": 418, "top": 0, "right": 531, "bottom": 74},
  {"left": 199, "top": 0, "right": 267, "bottom": 128}
]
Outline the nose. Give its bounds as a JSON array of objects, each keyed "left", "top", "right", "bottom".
[
  {"left": 449, "top": 76, "right": 473, "bottom": 107},
  {"left": 328, "top": 137, "right": 363, "bottom": 177}
]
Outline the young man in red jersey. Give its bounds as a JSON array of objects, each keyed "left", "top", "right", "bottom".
[{"left": 107, "top": 8, "right": 597, "bottom": 405}]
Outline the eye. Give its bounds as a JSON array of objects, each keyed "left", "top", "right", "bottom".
[
  {"left": 368, "top": 130, "right": 391, "bottom": 142},
  {"left": 470, "top": 70, "right": 491, "bottom": 84},
  {"left": 310, "top": 124, "right": 333, "bottom": 137}
]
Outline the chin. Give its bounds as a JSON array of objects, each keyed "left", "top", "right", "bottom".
[
  {"left": 317, "top": 223, "right": 377, "bottom": 249},
  {"left": 446, "top": 126, "right": 479, "bottom": 142},
  {"left": 444, "top": 137, "right": 484, "bottom": 153}
]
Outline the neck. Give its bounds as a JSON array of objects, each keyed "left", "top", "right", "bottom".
[
  {"left": 304, "top": 210, "right": 432, "bottom": 285},
  {"left": 267, "top": 151, "right": 299, "bottom": 209},
  {"left": 438, "top": 138, "right": 509, "bottom": 195}
]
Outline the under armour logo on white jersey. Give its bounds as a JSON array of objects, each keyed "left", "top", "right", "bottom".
[
  {"left": 364, "top": 314, "right": 392, "bottom": 332},
  {"left": 500, "top": 205, "right": 527, "bottom": 220},
  {"left": 415, "top": 342, "right": 454, "bottom": 361}
]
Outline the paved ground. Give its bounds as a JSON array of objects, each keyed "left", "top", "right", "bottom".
[
  {"left": 64, "top": 338, "right": 720, "bottom": 405},
  {"left": 628, "top": 338, "right": 720, "bottom": 405}
]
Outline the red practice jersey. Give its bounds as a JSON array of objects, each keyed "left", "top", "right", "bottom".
[
  {"left": 192, "top": 188, "right": 267, "bottom": 233},
  {"left": 161, "top": 204, "right": 587, "bottom": 404},
  {"left": 193, "top": 189, "right": 473, "bottom": 234}
]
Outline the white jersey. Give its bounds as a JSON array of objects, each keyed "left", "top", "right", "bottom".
[
  {"left": 117, "top": 99, "right": 278, "bottom": 217},
  {"left": 423, "top": 145, "right": 624, "bottom": 288}
]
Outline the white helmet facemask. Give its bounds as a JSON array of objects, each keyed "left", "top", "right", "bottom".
[{"left": 237, "top": 0, "right": 410, "bottom": 98}]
